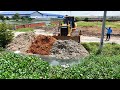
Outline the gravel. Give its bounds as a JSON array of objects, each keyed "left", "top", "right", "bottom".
[
  {"left": 50, "top": 40, "right": 89, "bottom": 60},
  {"left": 6, "top": 32, "right": 36, "bottom": 54}
]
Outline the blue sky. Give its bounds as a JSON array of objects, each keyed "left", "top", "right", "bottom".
[{"left": 0, "top": 11, "right": 120, "bottom": 16}]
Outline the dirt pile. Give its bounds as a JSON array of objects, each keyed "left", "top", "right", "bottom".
[
  {"left": 27, "top": 35, "right": 57, "bottom": 55},
  {"left": 6, "top": 32, "right": 36, "bottom": 53},
  {"left": 50, "top": 40, "right": 89, "bottom": 60},
  {"left": 6, "top": 31, "right": 89, "bottom": 60}
]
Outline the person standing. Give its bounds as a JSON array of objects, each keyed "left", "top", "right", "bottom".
[{"left": 105, "top": 27, "right": 112, "bottom": 41}]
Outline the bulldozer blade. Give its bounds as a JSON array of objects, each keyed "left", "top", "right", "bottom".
[{"left": 53, "top": 36, "right": 80, "bottom": 43}]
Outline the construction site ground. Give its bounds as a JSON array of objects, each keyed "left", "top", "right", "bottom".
[{"left": 14, "top": 28, "right": 120, "bottom": 44}]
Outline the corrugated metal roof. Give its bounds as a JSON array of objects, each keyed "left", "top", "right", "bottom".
[{"left": 41, "top": 13, "right": 64, "bottom": 16}]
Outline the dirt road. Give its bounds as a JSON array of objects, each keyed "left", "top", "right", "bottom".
[{"left": 81, "top": 35, "right": 120, "bottom": 44}]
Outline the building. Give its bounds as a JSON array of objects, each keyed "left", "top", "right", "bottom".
[{"left": 0, "top": 11, "right": 64, "bottom": 19}]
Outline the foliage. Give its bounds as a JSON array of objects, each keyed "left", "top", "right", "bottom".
[
  {"left": 0, "top": 43, "right": 120, "bottom": 79},
  {"left": 0, "top": 15, "right": 5, "bottom": 21},
  {"left": 21, "top": 17, "right": 26, "bottom": 21},
  {"left": 7, "top": 24, "right": 14, "bottom": 30},
  {"left": 6, "top": 16, "right": 10, "bottom": 20},
  {"left": 0, "top": 47, "right": 4, "bottom": 51},
  {"left": 84, "top": 18, "right": 89, "bottom": 21},
  {"left": 75, "top": 17, "right": 81, "bottom": 22},
  {"left": 0, "top": 52, "right": 50, "bottom": 79},
  {"left": 12, "top": 13, "right": 21, "bottom": 21},
  {"left": 0, "top": 50, "right": 120, "bottom": 79},
  {"left": 15, "top": 28, "right": 34, "bottom": 32},
  {"left": 0, "top": 22, "right": 14, "bottom": 48},
  {"left": 21, "top": 17, "right": 32, "bottom": 23}
]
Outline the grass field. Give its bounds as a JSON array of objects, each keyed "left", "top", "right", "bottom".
[
  {"left": 76, "top": 21, "right": 120, "bottom": 28},
  {"left": 14, "top": 28, "right": 34, "bottom": 32}
]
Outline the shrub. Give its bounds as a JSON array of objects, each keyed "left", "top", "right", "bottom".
[
  {"left": 0, "top": 52, "right": 50, "bottom": 79},
  {"left": 0, "top": 47, "right": 4, "bottom": 51},
  {"left": 0, "top": 22, "right": 14, "bottom": 48},
  {"left": 0, "top": 51, "right": 120, "bottom": 79},
  {"left": 7, "top": 24, "right": 14, "bottom": 30}
]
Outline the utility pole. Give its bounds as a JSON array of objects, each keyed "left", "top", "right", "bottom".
[{"left": 99, "top": 11, "right": 107, "bottom": 53}]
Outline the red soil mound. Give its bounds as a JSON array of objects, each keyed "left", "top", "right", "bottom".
[{"left": 27, "top": 35, "right": 57, "bottom": 55}]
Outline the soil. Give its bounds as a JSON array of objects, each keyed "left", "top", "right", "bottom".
[
  {"left": 77, "top": 26, "right": 120, "bottom": 37},
  {"left": 27, "top": 35, "right": 57, "bottom": 55}
]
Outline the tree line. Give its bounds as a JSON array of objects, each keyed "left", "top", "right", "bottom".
[{"left": 0, "top": 13, "right": 33, "bottom": 22}]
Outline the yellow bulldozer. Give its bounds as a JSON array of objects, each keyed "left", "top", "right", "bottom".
[{"left": 53, "top": 16, "right": 81, "bottom": 43}]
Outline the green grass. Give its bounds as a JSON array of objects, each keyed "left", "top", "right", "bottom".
[
  {"left": 81, "top": 42, "right": 120, "bottom": 55},
  {"left": 76, "top": 21, "right": 120, "bottom": 28},
  {"left": 15, "top": 28, "right": 34, "bottom": 32},
  {"left": 0, "top": 42, "right": 120, "bottom": 79}
]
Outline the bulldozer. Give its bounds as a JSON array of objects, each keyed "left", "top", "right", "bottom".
[{"left": 53, "top": 16, "right": 82, "bottom": 43}]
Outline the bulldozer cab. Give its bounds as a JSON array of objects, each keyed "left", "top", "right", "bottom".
[
  {"left": 63, "top": 16, "right": 75, "bottom": 28},
  {"left": 59, "top": 16, "right": 76, "bottom": 36}
]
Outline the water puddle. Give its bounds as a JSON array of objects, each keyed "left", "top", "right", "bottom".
[{"left": 35, "top": 54, "right": 82, "bottom": 66}]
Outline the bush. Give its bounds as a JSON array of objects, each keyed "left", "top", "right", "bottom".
[
  {"left": 7, "top": 24, "right": 14, "bottom": 30},
  {"left": 0, "top": 22, "right": 14, "bottom": 48},
  {"left": 0, "top": 47, "right": 4, "bottom": 51},
  {"left": 0, "top": 52, "right": 50, "bottom": 79}
]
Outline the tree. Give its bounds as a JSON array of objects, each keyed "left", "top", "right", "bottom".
[
  {"left": 84, "top": 17, "right": 89, "bottom": 22},
  {"left": 21, "top": 17, "right": 26, "bottom": 21},
  {"left": 0, "top": 14, "right": 5, "bottom": 21},
  {"left": 75, "top": 17, "right": 81, "bottom": 22},
  {"left": 12, "top": 13, "right": 20, "bottom": 21},
  {"left": 6, "top": 16, "right": 10, "bottom": 20},
  {"left": 28, "top": 17, "right": 32, "bottom": 22}
]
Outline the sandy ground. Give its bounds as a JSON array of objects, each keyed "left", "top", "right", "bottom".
[
  {"left": 34, "top": 29, "right": 53, "bottom": 36},
  {"left": 81, "top": 35, "right": 120, "bottom": 44},
  {"left": 14, "top": 29, "right": 120, "bottom": 44}
]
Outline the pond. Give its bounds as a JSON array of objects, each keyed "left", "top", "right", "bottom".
[
  {"left": 13, "top": 50, "right": 84, "bottom": 67},
  {"left": 34, "top": 54, "right": 83, "bottom": 66}
]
